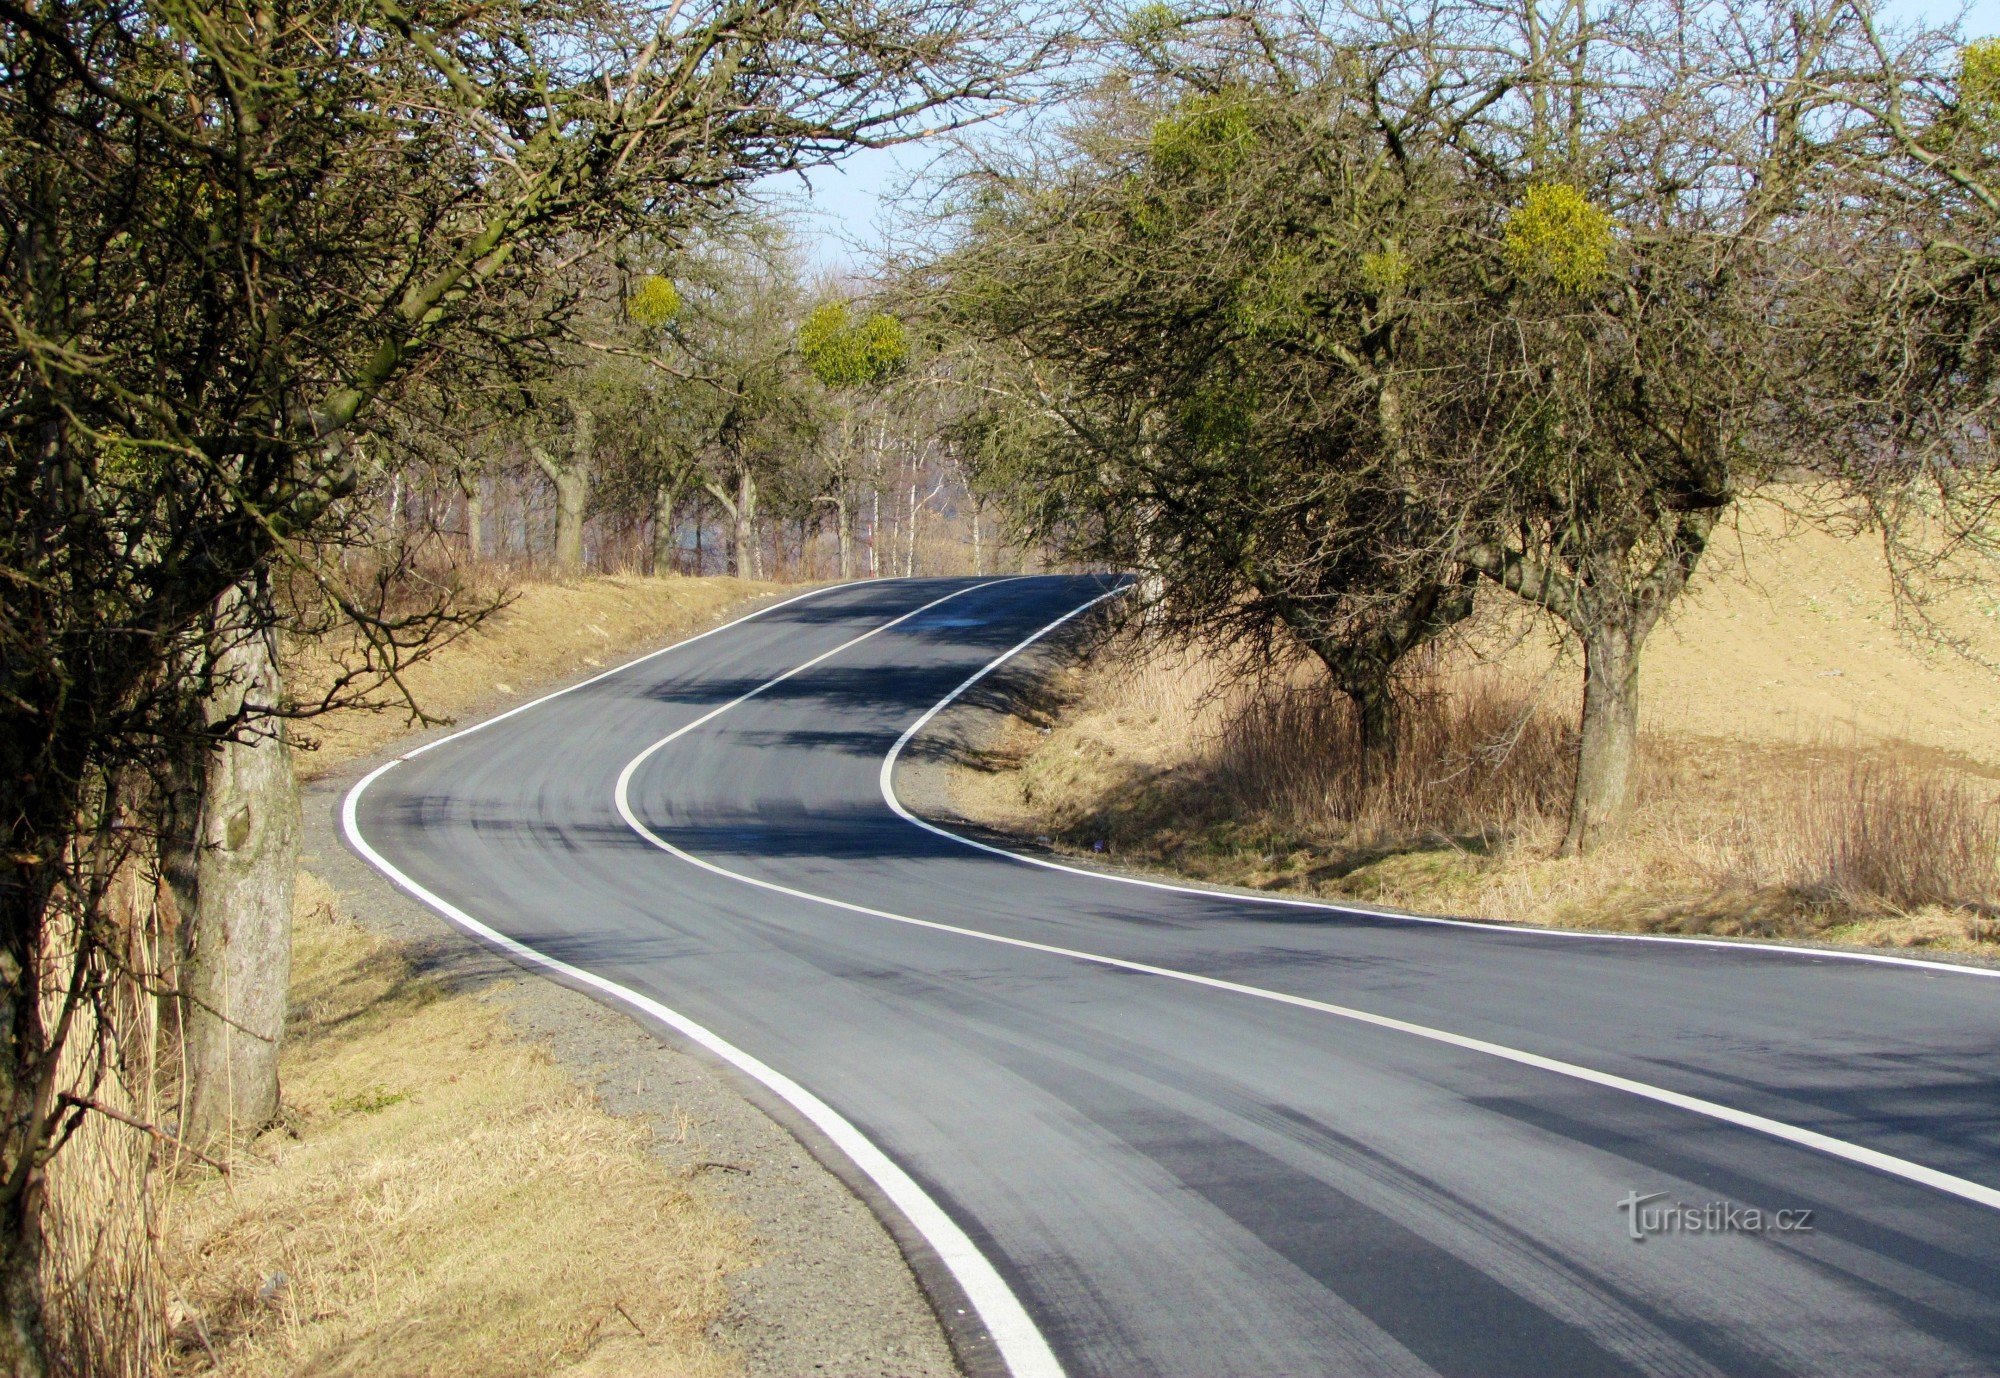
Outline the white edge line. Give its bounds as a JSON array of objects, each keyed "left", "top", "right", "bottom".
[
  {"left": 881, "top": 585, "right": 2000, "bottom": 983},
  {"left": 343, "top": 577, "right": 1066, "bottom": 1378},
  {"left": 601, "top": 579, "right": 2000, "bottom": 1219}
]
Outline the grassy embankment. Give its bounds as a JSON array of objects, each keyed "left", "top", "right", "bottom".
[
  {"left": 166, "top": 574, "right": 788, "bottom": 1376},
  {"left": 955, "top": 499, "right": 2000, "bottom": 954}
]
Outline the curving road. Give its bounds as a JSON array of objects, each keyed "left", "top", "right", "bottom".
[{"left": 345, "top": 575, "right": 2000, "bottom": 1378}]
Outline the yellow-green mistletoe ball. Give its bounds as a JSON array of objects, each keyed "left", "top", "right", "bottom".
[
  {"left": 627, "top": 275, "right": 682, "bottom": 327},
  {"left": 1504, "top": 183, "right": 1615, "bottom": 294}
]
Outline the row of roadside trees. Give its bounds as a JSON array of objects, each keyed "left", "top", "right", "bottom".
[
  {"left": 407, "top": 221, "right": 990, "bottom": 586},
  {"left": 923, "top": 0, "right": 2000, "bottom": 856}
]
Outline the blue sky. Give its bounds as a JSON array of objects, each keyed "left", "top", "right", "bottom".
[{"left": 780, "top": 0, "right": 2000, "bottom": 272}]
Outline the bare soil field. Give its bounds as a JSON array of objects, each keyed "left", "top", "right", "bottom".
[{"left": 951, "top": 498, "right": 2000, "bottom": 958}]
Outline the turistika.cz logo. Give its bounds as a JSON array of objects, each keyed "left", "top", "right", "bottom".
[{"left": 1617, "top": 1191, "right": 1815, "bottom": 1242}]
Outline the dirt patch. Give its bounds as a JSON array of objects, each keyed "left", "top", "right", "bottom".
[{"left": 290, "top": 574, "right": 787, "bottom": 781}]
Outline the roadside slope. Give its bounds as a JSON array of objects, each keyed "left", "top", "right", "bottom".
[
  {"left": 292, "top": 573, "right": 788, "bottom": 780},
  {"left": 942, "top": 502, "right": 2000, "bottom": 956}
]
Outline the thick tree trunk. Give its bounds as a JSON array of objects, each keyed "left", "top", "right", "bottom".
[
  {"left": 835, "top": 495, "right": 852, "bottom": 579},
  {"left": 180, "top": 582, "right": 298, "bottom": 1152},
  {"left": 1294, "top": 640, "right": 1399, "bottom": 774},
  {"left": 533, "top": 403, "right": 594, "bottom": 576},
  {"left": 0, "top": 872, "right": 52, "bottom": 1378},
  {"left": 1352, "top": 678, "right": 1398, "bottom": 763},
  {"left": 652, "top": 482, "right": 677, "bottom": 576},
  {"left": 0, "top": 1211, "right": 45, "bottom": 1378},
  {"left": 1563, "top": 622, "right": 1643, "bottom": 856},
  {"left": 550, "top": 468, "right": 587, "bottom": 574}
]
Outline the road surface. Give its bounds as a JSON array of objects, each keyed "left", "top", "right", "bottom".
[{"left": 346, "top": 574, "right": 2000, "bottom": 1377}]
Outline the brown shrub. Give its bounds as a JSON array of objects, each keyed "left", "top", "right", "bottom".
[
  {"left": 1727, "top": 759, "right": 2000, "bottom": 915},
  {"left": 1207, "top": 674, "right": 1576, "bottom": 850}
]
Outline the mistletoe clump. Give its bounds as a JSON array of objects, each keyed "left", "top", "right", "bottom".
[
  {"left": 799, "top": 301, "right": 909, "bottom": 387},
  {"left": 1504, "top": 183, "right": 1615, "bottom": 294},
  {"left": 627, "top": 275, "right": 683, "bottom": 327}
]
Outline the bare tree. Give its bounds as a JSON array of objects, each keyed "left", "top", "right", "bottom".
[{"left": 932, "top": 0, "right": 1953, "bottom": 845}]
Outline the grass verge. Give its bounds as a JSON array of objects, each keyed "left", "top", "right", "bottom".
[
  {"left": 291, "top": 573, "right": 789, "bottom": 780},
  {"left": 162, "top": 873, "right": 748, "bottom": 1376},
  {"left": 953, "top": 629, "right": 2000, "bottom": 957},
  {"left": 156, "top": 574, "right": 801, "bottom": 1375}
]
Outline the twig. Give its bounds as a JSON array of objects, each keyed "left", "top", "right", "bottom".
[
  {"left": 58, "top": 1092, "right": 231, "bottom": 1174},
  {"left": 189, "top": 1311, "right": 222, "bottom": 1369},
  {"left": 691, "top": 1159, "right": 750, "bottom": 1175},
  {"left": 614, "top": 1302, "right": 648, "bottom": 1339}
]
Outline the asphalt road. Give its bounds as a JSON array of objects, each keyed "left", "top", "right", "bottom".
[{"left": 346, "top": 574, "right": 2000, "bottom": 1378}]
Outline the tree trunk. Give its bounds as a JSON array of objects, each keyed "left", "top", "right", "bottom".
[
  {"left": 464, "top": 480, "right": 484, "bottom": 562},
  {"left": 550, "top": 467, "right": 587, "bottom": 574},
  {"left": 868, "top": 470, "right": 881, "bottom": 576},
  {"left": 1352, "top": 678, "right": 1398, "bottom": 764},
  {"left": 835, "top": 494, "right": 851, "bottom": 580},
  {"left": 0, "top": 1209, "right": 45, "bottom": 1378},
  {"left": 1464, "top": 513, "right": 1715, "bottom": 856},
  {"left": 180, "top": 581, "right": 298, "bottom": 1153},
  {"left": 735, "top": 468, "right": 760, "bottom": 579},
  {"left": 652, "top": 481, "right": 677, "bottom": 576},
  {"left": 533, "top": 403, "right": 594, "bottom": 576},
  {"left": 1563, "top": 622, "right": 1643, "bottom": 856},
  {"left": 0, "top": 864, "right": 54, "bottom": 1378},
  {"left": 971, "top": 502, "right": 983, "bottom": 576}
]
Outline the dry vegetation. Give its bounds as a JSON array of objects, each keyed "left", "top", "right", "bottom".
[
  {"left": 162, "top": 874, "right": 748, "bottom": 1377},
  {"left": 290, "top": 573, "right": 788, "bottom": 780},
  {"left": 137, "top": 572, "right": 792, "bottom": 1376},
  {"left": 957, "top": 502, "right": 2000, "bottom": 955}
]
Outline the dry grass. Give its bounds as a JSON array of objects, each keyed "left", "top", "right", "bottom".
[
  {"left": 1209, "top": 671, "right": 1576, "bottom": 848},
  {"left": 289, "top": 574, "right": 789, "bottom": 780},
  {"left": 34, "top": 573, "right": 795, "bottom": 1375},
  {"left": 1714, "top": 758, "right": 2000, "bottom": 916},
  {"left": 959, "top": 626, "right": 2000, "bottom": 955},
  {"left": 41, "top": 863, "right": 171, "bottom": 1378},
  {"left": 162, "top": 875, "right": 748, "bottom": 1377}
]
